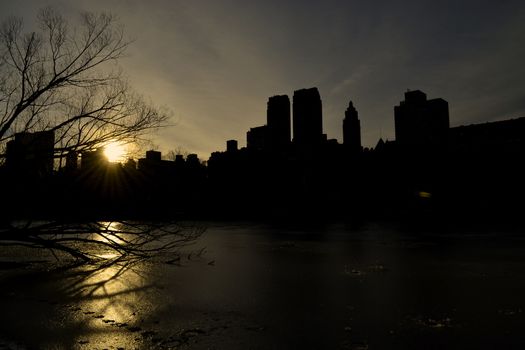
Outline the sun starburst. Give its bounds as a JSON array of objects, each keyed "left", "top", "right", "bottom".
[{"left": 104, "top": 141, "right": 127, "bottom": 163}]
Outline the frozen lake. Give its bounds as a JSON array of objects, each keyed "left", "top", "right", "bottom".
[{"left": 1, "top": 221, "right": 525, "bottom": 349}]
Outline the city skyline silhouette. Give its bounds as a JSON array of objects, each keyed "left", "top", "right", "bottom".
[
  {"left": 3, "top": 1, "right": 524, "bottom": 158},
  {"left": 3, "top": 86, "right": 524, "bottom": 223},
  {"left": 2, "top": 3, "right": 525, "bottom": 349}
]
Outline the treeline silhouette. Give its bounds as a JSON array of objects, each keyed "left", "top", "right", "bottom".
[{"left": 2, "top": 88, "right": 525, "bottom": 223}]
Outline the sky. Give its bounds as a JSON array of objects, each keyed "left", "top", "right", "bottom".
[{"left": 2, "top": 0, "right": 525, "bottom": 159}]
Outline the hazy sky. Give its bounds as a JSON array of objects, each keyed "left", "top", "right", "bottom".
[{"left": 2, "top": 0, "right": 525, "bottom": 158}]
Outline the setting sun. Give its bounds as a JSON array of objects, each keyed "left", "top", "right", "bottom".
[{"left": 104, "top": 142, "right": 127, "bottom": 163}]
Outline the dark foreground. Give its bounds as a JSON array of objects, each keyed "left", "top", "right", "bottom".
[{"left": 1, "top": 221, "right": 525, "bottom": 349}]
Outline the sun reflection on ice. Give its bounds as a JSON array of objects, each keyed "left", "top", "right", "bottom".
[
  {"left": 66, "top": 261, "right": 156, "bottom": 348},
  {"left": 89, "top": 222, "right": 129, "bottom": 259}
]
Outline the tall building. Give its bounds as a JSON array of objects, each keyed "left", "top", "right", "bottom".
[
  {"left": 267, "top": 95, "right": 291, "bottom": 151},
  {"left": 343, "top": 100, "right": 362, "bottom": 153},
  {"left": 293, "top": 87, "right": 323, "bottom": 148},
  {"left": 247, "top": 125, "right": 268, "bottom": 151},
  {"left": 394, "top": 90, "right": 449, "bottom": 147},
  {"left": 5, "top": 131, "right": 55, "bottom": 176}
]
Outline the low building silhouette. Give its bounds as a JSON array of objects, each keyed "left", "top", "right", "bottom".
[
  {"left": 247, "top": 125, "right": 268, "bottom": 151},
  {"left": 5, "top": 131, "right": 55, "bottom": 177},
  {"left": 81, "top": 149, "right": 107, "bottom": 170},
  {"left": 449, "top": 117, "right": 525, "bottom": 153},
  {"left": 138, "top": 150, "right": 173, "bottom": 175},
  {"left": 227, "top": 139, "right": 238, "bottom": 153},
  {"left": 124, "top": 158, "right": 137, "bottom": 170},
  {"left": 146, "top": 150, "right": 162, "bottom": 161},
  {"left": 65, "top": 151, "right": 79, "bottom": 172}
]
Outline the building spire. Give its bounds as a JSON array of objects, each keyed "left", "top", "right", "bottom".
[{"left": 343, "top": 99, "right": 362, "bottom": 153}]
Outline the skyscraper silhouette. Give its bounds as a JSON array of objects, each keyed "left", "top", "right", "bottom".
[
  {"left": 394, "top": 90, "right": 449, "bottom": 147},
  {"left": 343, "top": 101, "right": 362, "bottom": 153},
  {"left": 293, "top": 87, "right": 323, "bottom": 149},
  {"left": 267, "top": 95, "right": 291, "bottom": 151}
]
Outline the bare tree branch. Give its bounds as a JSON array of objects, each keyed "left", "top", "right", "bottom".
[
  {"left": 0, "top": 221, "right": 205, "bottom": 264},
  {"left": 0, "top": 7, "right": 168, "bottom": 159}
]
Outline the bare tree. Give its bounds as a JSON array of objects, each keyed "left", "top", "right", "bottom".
[
  {"left": 165, "top": 146, "right": 190, "bottom": 161},
  {"left": 0, "top": 7, "right": 168, "bottom": 165},
  {"left": 0, "top": 9, "right": 202, "bottom": 265},
  {"left": 0, "top": 220, "right": 205, "bottom": 264}
]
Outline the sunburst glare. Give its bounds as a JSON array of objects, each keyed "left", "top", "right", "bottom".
[{"left": 104, "top": 141, "right": 127, "bottom": 163}]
